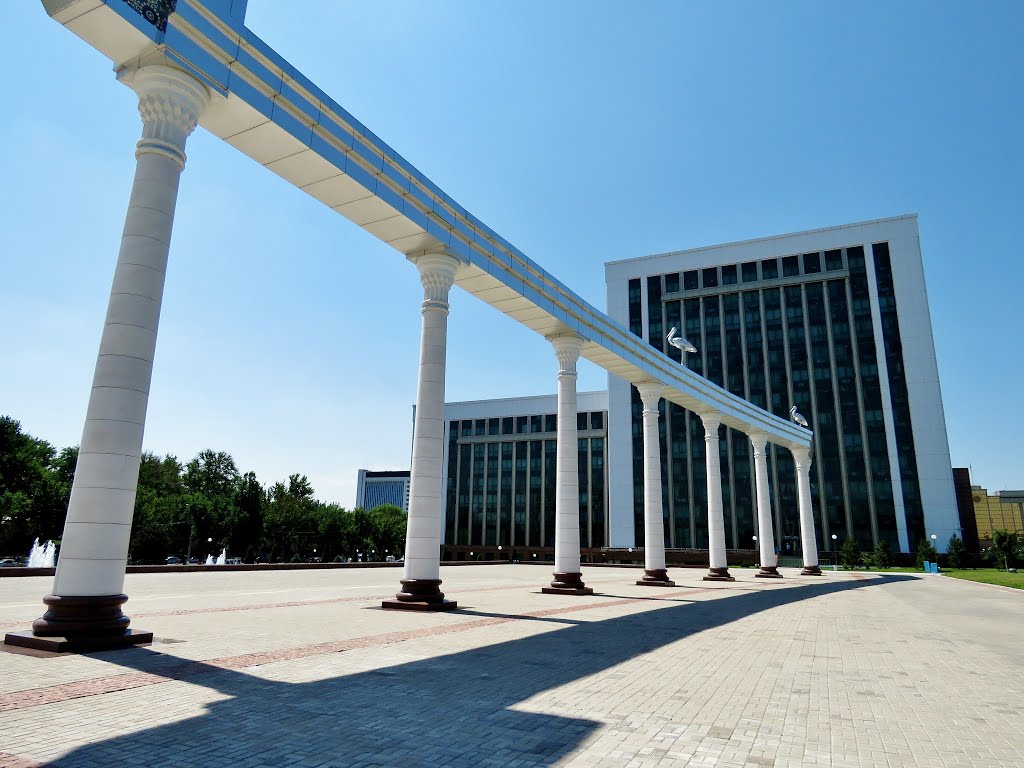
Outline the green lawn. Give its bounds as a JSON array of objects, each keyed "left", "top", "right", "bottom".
[{"left": 942, "top": 568, "right": 1024, "bottom": 590}]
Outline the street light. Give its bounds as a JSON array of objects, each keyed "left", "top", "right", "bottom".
[
  {"left": 831, "top": 533, "right": 838, "bottom": 570},
  {"left": 752, "top": 535, "right": 757, "bottom": 567}
]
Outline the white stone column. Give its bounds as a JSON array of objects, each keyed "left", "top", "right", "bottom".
[
  {"left": 750, "top": 433, "right": 782, "bottom": 578},
  {"left": 635, "top": 383, "right": 674, "bottom": 586},
  {"left": 542, "top": 334, "right": 593, "bottom": 595},
  {"left": 701, "top": 413, "right": 733, "bottom": 581},
  {"left": 384, "top": 253, "right": 461, "bottom": 611},
  {"left": 27, "top": 66, "right": 209, "bottom": 646},
  {"left": 792, "top": 445, "right": 822, "bottom": 575}
]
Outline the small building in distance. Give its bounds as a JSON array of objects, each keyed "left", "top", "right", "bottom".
[
  {"left": 971, "top": 487, "right": 1024, "bottom": 545},
  {"left": 442, "top": 392, "right": 609, "bottom": 551},
  {"left": 355, "top": 470, "right": 410, "bottom": 512}
]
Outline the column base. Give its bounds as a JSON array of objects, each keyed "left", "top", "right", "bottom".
[
  {"left": 381, "top": 579, "right": 458, "bottom": 611},
  {"left": 541, "top": 572, "right": 594, "bottom": 596},
  {"left": 636, "top": 569, "right": 676, "bottom": 587},
  {"left": 755, "top": 566, "right": 784, "bottom": 579},
  {"left": 703, "top": 567, "right": 735, "bottom": 582},
  {"left": 801, "top": 565, "right": 823, "bottom": 576},
  {"left": 4, "top": 629, "right": 153, "bottom": 653},
  {"left": 2, "top": 594, "right": 153, "bottom": 653}
]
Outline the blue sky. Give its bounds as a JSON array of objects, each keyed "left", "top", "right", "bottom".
[{"left": 2, "top": 1, "right": 1021, "bottom": 504}]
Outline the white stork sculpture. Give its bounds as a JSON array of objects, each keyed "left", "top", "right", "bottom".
[
  {"left": 666, "top": 326, "right": 697, "bottom": 355},
  {"left": 790, "top": 405, "right": 809, "bottom": 428}
]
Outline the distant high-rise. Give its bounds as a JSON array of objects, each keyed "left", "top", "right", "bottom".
[
  {"left": 355, "top": 470, "right": 410, "bottom": 512},
  {"left": 605, "top": 215, "right": 958, "bottom": 554}
]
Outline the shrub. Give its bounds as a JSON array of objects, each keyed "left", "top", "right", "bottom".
[
  {"left": 872, "top": 539, "right": 892, "bottom": 569},
  {"left": 915, "top": 538, "right": 937, "bottom": 570},
  {"left": 946, "top": 534, "right": 968, "bottom": 569},
  {"left": 839, "top": 537, "right": 862, "bottom": 569}
]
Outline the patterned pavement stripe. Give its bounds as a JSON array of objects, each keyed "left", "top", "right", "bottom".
[
  {"left": 0, "top": 588, "right": 706, "bottom": 713},
  {"left": 0, "top": 753, "right": 43, "bottom": 768},
  {"left": 0, "top": 574, "right": 632, "bottom": 630}
]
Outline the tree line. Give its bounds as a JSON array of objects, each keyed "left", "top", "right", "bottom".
[{"left": 0, "top": 416, "right": 406, "bottom": 564}]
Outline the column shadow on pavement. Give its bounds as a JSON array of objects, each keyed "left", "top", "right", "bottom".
[{"left": 43, "top": 575, "right": 914, "bottom": 767}]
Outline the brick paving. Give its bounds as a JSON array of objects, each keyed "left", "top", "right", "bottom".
[{"left": 0, "top": 565, "right": 1022, "bottom": 767}]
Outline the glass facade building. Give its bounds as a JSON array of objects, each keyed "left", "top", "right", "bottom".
[
  {"left": 355, "top": 470, "right": 410, "bottom": 512},
  {"left": 605, "top": 216, "right": 959, "bottom": 554},
  {"left": 442, "top": 392, "right": 609, "bottom": 548}
]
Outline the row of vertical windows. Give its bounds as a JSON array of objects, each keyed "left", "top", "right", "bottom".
[
  {"left": 448, "top": 411, "right": 604, "bottom": 438},
  {"left": 664, "top": 248, "right": 847, "bottom": 294},
  {"left": 872, "top": 243, "right": 925, "bottom": 546},
  {"left": 445, "top": 414, "right": 608, "bottom": 548},
  {"left": 632, "top": 243, "right": 907, "bottom": 552}
]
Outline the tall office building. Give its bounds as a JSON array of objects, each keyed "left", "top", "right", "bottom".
[
  {"left": 442, "top": 393, "right": 609, "bottom": 549},
  {"left": 606, "top": 215, "right": 958, "bottom": 554},
  {"left": 355, "top": 470, "right": 410, "bottom": 512}
]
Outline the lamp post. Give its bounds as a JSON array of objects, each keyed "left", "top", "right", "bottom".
[
  {"left": 497, "top": 545, "right": 502, "bottom": 564},
  {"left": 752, "top": 535, "right": 757, "bottom": 567},
  {"left": 831, "top": 533, "right": 838, "bottom": 570}
]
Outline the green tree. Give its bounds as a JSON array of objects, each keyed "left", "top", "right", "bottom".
[
  {"left": 990, "top": 529, "right": 1021, "bottom": 572},
  {"left": 839, "top": 537, "right": 862, "bottom": 569},
  {"left": 871, "top": 539, "right": 892, "bottom": 569},
  {"left": 946, "top": 534, "right": 968, "bottom": 569},
  {"left": 915, "top": 537, "right": 938, "bottom": 570},
  {"left": 0, "top": 416, "right": 74, "bottom": 555}
]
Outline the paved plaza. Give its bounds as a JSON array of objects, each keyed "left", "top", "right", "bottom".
[{"left": 0, "top": 565, "right": 1021, "bottom": 768}]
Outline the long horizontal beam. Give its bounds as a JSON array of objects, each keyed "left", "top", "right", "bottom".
[{"left": 42, "top": 0, "right": 811, "bottom": 449}]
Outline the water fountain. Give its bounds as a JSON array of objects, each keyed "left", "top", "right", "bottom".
[
  {"left": 215, "top": 548, "right": 227, "bottom": 565},
  {"left": 27, "top": 539, "right": 56, "bottom": 568},
  {"left": 205, "top": 554, "right": 214, "bottom": 565}
]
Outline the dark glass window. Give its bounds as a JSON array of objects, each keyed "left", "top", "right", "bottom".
[
  {"left": 475, "top": 419, "right": 486, "bottom": 436},
  {"left": 531, "top": 415, "right": 544, "bottom": 434},
  {"left": 761, "top": 259, "right": 779, "bottom": 280},
  {"left": 544, "top": 414, "right": 556, "bottom": 433},
  {"left": 782, "top": 255, "right": 800, "bottom": 277},
  {"left": 628, "top": 278, "right": 642, "bottom": 337},
  {"left": 721, "top": 264, "right": 738, "bottom": 285},
  {"left": 577, "top": 412, "right": 588, "bottom": 431},
  {"left": 501, "top": 417, "right": 513, "bottom": 434},
  {"left": 665, "top": 273, "right": 680, "bottom": 293},
  {"left": 803, "top": 252, "right": 821, "bottom": 274},
  {"left": 461, "top": 420, "right": 472, "bottom": 434},
  {"left": 702, "top": 267, "right": 718, "bottom": 288},
  {"left": 741, "top": 261, "right": 758, "bottom": 282},
  {"left": 647, "top": 275, "right": 663, "bottom": 351},
  {"left": 449, "top": 421, "right": 459, "bottom": 438},
  {"left": 825, "top": 249, "right": 843, "bottom": 271},
  {"left": 683, "top": 270, "right": 698, "bottom": 290},
  {"left": 590, "top": 411, "right": 604, "bottom": 430},
  {"left": 516, "top": 415, "right": 529, "bottom": 434},
  {"left": 488, "top": 418, "right": 500, "bottom": 436}
]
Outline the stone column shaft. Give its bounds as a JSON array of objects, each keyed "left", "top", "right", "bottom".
[
  {"left": 384, "top": 253, "right": 461, "bottom": 611},
  {"left": 636, "top": 383, "right": 674, "bottom": 586},
  {"left": 792, "top": 445, "right": 822, "bottom": 575},
  {"left": 702, "top": 413, "right": 733, "bottom": 581},
  {"left": 21, "top": 66, "right": 209, "bottom": 649},
  {"left": 750, "top": 433, "right": 782, "bottom": 578},
  {"left": 542, "top": 334, "right": 592, "bottom": 595}
]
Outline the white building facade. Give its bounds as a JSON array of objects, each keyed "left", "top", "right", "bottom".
[
  {"left": 606, "top": 216, "right": 958, "bottom": 554},
  {"left": 442, "top": 393, "right": 609, "bottom": 550}
]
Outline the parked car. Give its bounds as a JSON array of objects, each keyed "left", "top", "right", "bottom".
[
  {"left": 187, "top": 556, "right": 201, "bottom": 564},
  {"left": 0, "top": 558, "right": 21, "bottom": 567},
  {"left": 164, "top": 555, "right": 181, "bottom": 565},
  {"left": 226, "top": 557, "right": 242, "bottom": 565}
]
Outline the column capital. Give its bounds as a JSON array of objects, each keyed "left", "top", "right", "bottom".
[
  {"left": 550, "top": 333, "right": 584, "bottom": 376},
  {"left": 699, "top": 411, "right": 721, "bottom": 435},
  {"left": 119, "top": 65, "right": 210, "bottom": 169},
  {"left": 411, "top": 252, "right": 460, "bottom": 308},
  {"left": 748, "top": 431, "right": 768, "bottom": 454},
  {"left": 790, "top": 444, "right": 812, "bottom": 469},
  {"left": 635, "top": 382, "right": 663, "bottom": 412}
]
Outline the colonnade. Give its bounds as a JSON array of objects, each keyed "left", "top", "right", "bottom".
[{"left": 12, "top": 64, "right": 820, "bottom": 648}]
